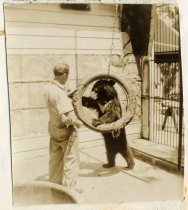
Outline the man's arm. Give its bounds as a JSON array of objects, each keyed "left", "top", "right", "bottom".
[
  {"left": 60, "top": 111, "right": 83, "bottom": 128},
  {"left": 56, "top": 90, "right": 83, "bottom": 128}
]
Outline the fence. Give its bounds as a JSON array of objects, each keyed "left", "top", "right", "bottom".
[{"left": 148, "top": 5, "right": 184, "bottom": 170}]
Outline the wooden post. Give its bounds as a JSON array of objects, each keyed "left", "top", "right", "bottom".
[
  {"left": 141, "top": 5, "right": 156, "bottom": 139},
  {"left": 141, "top": 56, "right": 150, "bottom": 139}
]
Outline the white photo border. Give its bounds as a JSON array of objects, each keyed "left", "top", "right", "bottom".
[{"left": 0, "top": 0, "right": 187, "bottom": 209}]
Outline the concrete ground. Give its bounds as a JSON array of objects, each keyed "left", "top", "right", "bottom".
[{"left": 12, "top": 138, "right": 184, "bottom": 205}]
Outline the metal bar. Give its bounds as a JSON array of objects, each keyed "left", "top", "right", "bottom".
[
  {"left": 149, "top": 5, "right": 183, "bottom": 160},
  {"left": 177, "top": 30, "right": 183, "bottom": 173},
  {"left": 74, "top": 30, "right": 79, "bottom": 86}
]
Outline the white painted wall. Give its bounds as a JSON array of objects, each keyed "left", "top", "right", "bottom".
[{"left": 5, "top": 3, "right": 121, "bottom": 55}]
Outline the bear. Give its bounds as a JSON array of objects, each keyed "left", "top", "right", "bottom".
[{"left": 82, "top": 79, "right": 135, "bottom": 169}]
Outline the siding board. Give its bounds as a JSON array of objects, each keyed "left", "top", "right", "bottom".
[
  {"left": 6, "top": 35, "right": 75, "bottom": 49},
  {"left": 77, "top": 30, "right": 121, "bottom": 39},
  {"left": 77, "top": 37, "right": 121, "bottom": 50},
  {"left": 7, "top": 48, "right": 76, "bottom": 55},
  {"left": 5, "top": 3, "right": 116, "bottom": 17},
  {"left": 6, "top": 28, "right": 122, "bottom": 54},
  {"left": 5, "top": 21, "right": 119, "bottom": 32},
  {"left": 5, "top": 8, "right": 118, "bottom": 28},
  {"left": 6, "top": 27, "right": 75, "bottom": 37},
  {"left": 6, "top": 27, "right": 120, "bottom": 39},
  {"left": 7, "top": 49, "right": 121, "bottom": 55}
]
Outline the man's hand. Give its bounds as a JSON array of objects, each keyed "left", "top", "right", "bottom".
[
  {"left": 92, "top": 119, "right": 101, "bottom": 127},
  {"left": 61, "top": 111, "right": 83, "bottom": 128},
  {"left": 112, "top": 129, "right": 121, "bottom": 138},
  {"left": 67, "top": 89, "right": 77, "bottom": 99},
  {"left": 74, "top": 120, "right": 83, "bottom": 128}
]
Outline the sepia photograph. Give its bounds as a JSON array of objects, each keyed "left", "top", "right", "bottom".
[{"left": 0, "top": 1, "right": 186, "bottom": 208}]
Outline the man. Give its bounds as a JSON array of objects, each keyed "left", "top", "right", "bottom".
[{"left": 44, "top": 63, "right": 83, "bottom": 190}]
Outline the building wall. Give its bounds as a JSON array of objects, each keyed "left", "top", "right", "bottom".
[{"left": 4, "top": 3, "right": 141, "bottom": 161}]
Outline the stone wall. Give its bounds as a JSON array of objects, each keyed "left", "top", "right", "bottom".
[
  {"left": 8, "top": 54, "right": 141, "bottom": 138},
  {"left": 8, "top": 54, "right": 76, "bottom": 138}
]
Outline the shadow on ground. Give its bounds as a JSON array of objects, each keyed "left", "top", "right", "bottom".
[{"left": 78, "top": 161, "right": 132, "bottom": 177}]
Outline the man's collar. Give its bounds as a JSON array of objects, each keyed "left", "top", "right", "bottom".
[{"left": 52, "top": 80, "right": 67, "bottom": 90}]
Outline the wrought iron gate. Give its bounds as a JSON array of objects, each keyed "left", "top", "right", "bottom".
[{"left": 149, "top": 5, "right": 184, "bottom": 170}]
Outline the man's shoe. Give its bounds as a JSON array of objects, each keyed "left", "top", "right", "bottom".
[{"left": 103, "top": 163, "right": 115, "bottom": 168}]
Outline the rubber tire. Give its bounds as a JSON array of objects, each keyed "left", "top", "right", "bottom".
[{"left": 72, "top": 70, "right": 137, "bottom": 133}]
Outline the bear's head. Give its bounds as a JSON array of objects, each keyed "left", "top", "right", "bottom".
[{"left": 91, "top": 79, "right": 117, "bottom": 104}]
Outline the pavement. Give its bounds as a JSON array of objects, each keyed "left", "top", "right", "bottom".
[
  {"left": 130, "top": 138, "right": 184, "bottom": 174},
  {"left": 12, "top": 133, "right": 184, "bottom": 206}
]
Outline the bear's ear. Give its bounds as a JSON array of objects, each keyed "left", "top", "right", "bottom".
[{"left": 106, "top": 79, "right": 115, "bottom": 86}]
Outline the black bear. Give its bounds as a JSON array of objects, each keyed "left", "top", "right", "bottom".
[{"left": 82, "top": 79, "right": 135, "bottom": 169}]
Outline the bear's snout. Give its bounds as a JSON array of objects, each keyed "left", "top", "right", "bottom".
[{"left": 90, "top": 91, "right": 97, "bottom": 99}]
